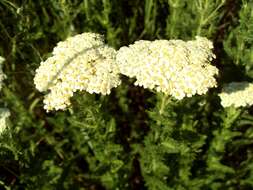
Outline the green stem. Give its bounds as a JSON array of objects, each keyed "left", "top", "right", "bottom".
[
  {"left": 167, "top": 0, "right": 180, "bottom": 38},
  {"left": 159, "top": 94, "right": 169, "bottom": 115},
  {"left": 196, "top": 0, "right": 208, "bottom": 36},
  {"left": 196, "top": 15, "right": 204, "bottom": 35},
  {"left": 207, "top": 107, "right": 243, "bottom": 172}
]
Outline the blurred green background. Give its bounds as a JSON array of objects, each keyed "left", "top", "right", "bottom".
[{"left": 0, "top": 0, "right": 253, "bottom": 189}]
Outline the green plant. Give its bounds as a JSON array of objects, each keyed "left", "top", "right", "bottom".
[{"left": 1, "top": 0, "right": 253, "bottom": 190}]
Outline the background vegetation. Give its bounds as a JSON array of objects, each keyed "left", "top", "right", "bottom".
[{"left": 0, "top": 0, "right": 253, "bottom": 189}]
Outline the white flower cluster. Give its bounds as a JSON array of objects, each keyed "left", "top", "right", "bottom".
[
  {"left": 0, "top": 56, "right": 6, "bottom": 91},
  {"left": 34, "top": 33, "right": 121, "bottom": 111},
  {"left": 0, "top": 57, "right": 9, "bottom": 134},
  {"left": 34, "top": 33, "right": 219, "bottom": 112},
  {"left": 0, "top": 108, "right": 10, "bottom": 134},
  {"left": 219, "top": 82, "right": 253, "bottom": 108},
  {"left": 116, "top": 36, "right": 218, "bottom": 99}
]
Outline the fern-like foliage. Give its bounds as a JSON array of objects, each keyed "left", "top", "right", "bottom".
[{"left": 223, "top": 0, "right": 253, "bottom": 76}]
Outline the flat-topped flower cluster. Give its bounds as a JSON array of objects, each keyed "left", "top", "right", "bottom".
[
  {"left": 219, "top": 82, "right": 253, "bottom": 108},
  {"left": 34, "top": 33, "right": 219, "bottom": 111},
  {"left": 117, "top": 36, "right": 218, "bottom": 100},
  {"left": 34, "top": 33, "right": 121, "bottom": 111}
]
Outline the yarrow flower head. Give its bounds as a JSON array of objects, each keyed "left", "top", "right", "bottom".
[
  {"left": 0, "top": 56, "right": 6, "bottom": 91},
  {"left": 116, "top": 36, "right": 218, "bottom": 100},
  {"left": 219, "top": 82, "right": 253, "bottom": 108},
  {"left": 34, "top": 33, "right": 121, "bottom": 111},
  {"left": 0, "top": 108, "right": 10, "bottom": 135},
  {"left": 0, "top": 57, "right": 9, "bottom": 135}
]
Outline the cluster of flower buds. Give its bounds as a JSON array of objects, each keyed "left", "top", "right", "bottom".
[
  {"left": 116, "top": 37, "right": 218, "bottom": 100},
  {"left": 219, "top": 82, "right": 253, "bottom": 108},
  {"left": 34, "top": 33, "right": 121, "bottom": 111},
  {"left": 34, "top": 33, "right": 219, "bottom": 111}
]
